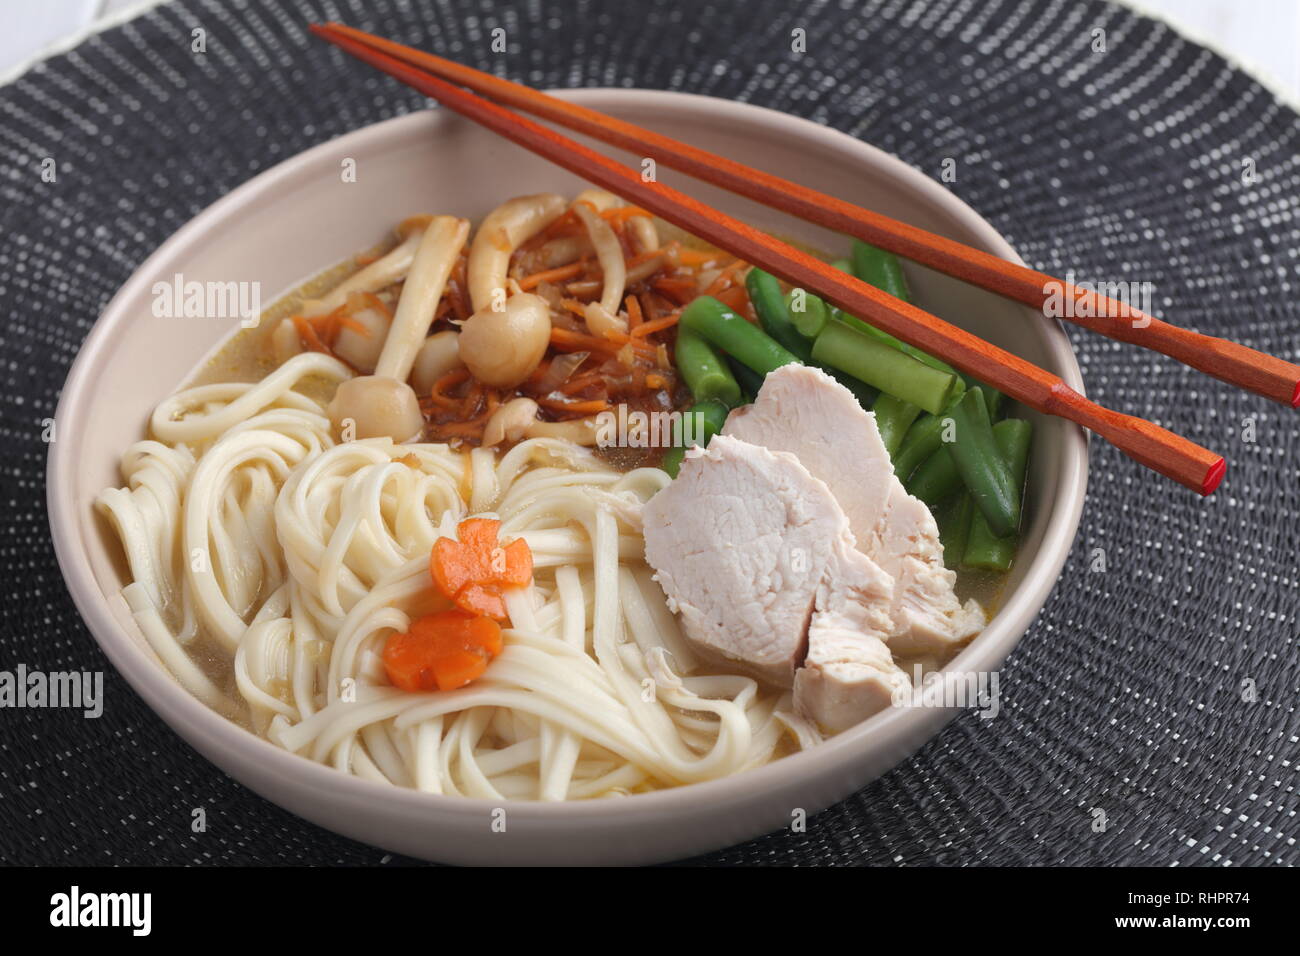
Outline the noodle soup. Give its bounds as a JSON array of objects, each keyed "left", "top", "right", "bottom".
[{"left": 98, "top": 191, "right": 1021, "bottom": 799}]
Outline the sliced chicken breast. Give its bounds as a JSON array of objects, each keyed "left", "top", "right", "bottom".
[
  {"left": 642, "top": 434, "right": 909, "bottom": 728},
  {"left": 723, "top": 364, "right": 984, "bottom": 657}
]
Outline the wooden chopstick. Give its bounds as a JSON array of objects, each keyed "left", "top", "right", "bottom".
[
  {"left": 317, "top": 21, "right": 1300, "bottom": 410},
  {"left": 310, "top": 23, "right": 1226, "bottom": 496}
]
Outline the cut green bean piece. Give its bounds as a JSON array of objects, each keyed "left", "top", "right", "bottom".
[
  {"left": 672, "top": 399, "right": 730, "bottom": 448},
  {"left": 746, "top": 269, "right": 812, "bottom": 362},
  {"left": 893, "top": 407, "right": 958, "bottom": 481},
  {"left": 841, "top": 318, "right": 958, "bottom": 376},
  {"left": 661, "top": 446, "right": 687, "bottom": 478},
  {"left": 681, "top": 296, "right": 801, "bottom": 377},
  {"left": 906, "top": 447, "right": 961, "bottom": 504},
  {"left": 936, "top": 493, "right": 975, "bottom": 571},
  {"left": 948, "top": 388, "right": 1019, "bottom": 537},
  {"left": 963, "top": 419, "right": 1033, "bottom": 571},
  {"left": 960, "top": 375, "right": 1005, "bottom": 419},
  {"left": 823, "top": 366, "right": 879, "bottom": 409},
  {"left": 851, "top": 240, "right": 912, "bottom": 302},
  {"left": 675, "top": 329, "right": 742, "bottom": 408},
  {"left": 873, "top": 393, "right": 923, "bottom": 459},
  {"left": 785, "top": 288, "right": 831, "bottom": 340},
  {"left": 724, "top": 354, "right": 765, "bottom": 399},
  {"left": 662, "top": 400, "right": 733, "bottom": 478},
  {"left": 811, "top": 319, "right": 958, "bottom": 414}
]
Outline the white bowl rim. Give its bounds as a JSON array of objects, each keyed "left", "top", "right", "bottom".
[{"left": 47, "top": 88, "right": 1088, "bottom": 827}]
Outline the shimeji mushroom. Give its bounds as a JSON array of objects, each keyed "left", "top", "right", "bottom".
[
  {"left": 467, "top": 193, "right": 566, "bottom": 312},
  {"left": 328, "top": 215, "right": 469, "bottom": 442},
  {"left": 457, "top": 292, "right": 552, "bottom": 389},
  {"left": 482, "top": 397, "right": 540, "bottom": 448},
  {"left": 300, "top": 215, "right": 432, "bottom": 318},
  {"left": 410, "top": 329, "right": 464, "bottom": 395},
  {"left": 481, "top": 397, "right": 602, "bottom": 448},
  {"left": 333, "top": 298, "right": 393, "bottom": 374},
  {"left": 572, "top": 198, "right": 628, "bottom": 339}
]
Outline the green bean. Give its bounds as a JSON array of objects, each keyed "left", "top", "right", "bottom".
[
  {"left": 672, "top": 399, "right": 730, "bottom": 448},
  {"left": 873, "top": 393, "right": 923, "bottom": 458},
  {"left": 825, "top": 366, "right": 879, "bottom": 409},
  {"left": 850, "top": 321, "right": 958, "bottom": 376},
  {"left": 746, "top": 269, "right": 812, "bottom": 361},
  {"left": 892, "top": 406, "right": 959, "bottom": 481},
  {"left": 948, "top": 388, "right": 1018, "bottom": 537},
  {"left": 906, "top": 447, "right": 961, "bottom": 504},
  {"left": 661, "top": 446, "right": 687, "bottom": 478},
  {"left": 662, "top": 400, "right": 732, "bottom": 478},
  {"left": 680, "top": 296, "right": 800, "bottom": 377},
  {"left": 811, "top": 319, "right": 958, "bottom": 414},
  {"left": 960, "top": 375, "right": 1005, "bottom": 419},
  {"left": 724, "top": 355, "right": 765, "bottom": 399},
  {"left": 830, "top": 258, "right": 853, "bottom": 273},
  {"left": 838, "top": 240, "right": 959, "bottom": 377},
  {"left": 963, "top": 419, "right": 1033, "bottom": 571},
  {"left": 784, "top": 288, "right": 831, "bottom": 340},
  {"left": 674, "top": 328, "right": 742, "bottom": 408},
  {"left": 936, "top": 493, "right": 975, "bottom": 571},
  {"left": 851, "top": 240, "right": 911, "bottom": 302}
]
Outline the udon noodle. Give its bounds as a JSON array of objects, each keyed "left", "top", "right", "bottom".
[{"left": 98, "top": 350, "right": 814, "bottom": 800}]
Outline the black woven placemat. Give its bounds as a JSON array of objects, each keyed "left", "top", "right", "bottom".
[{"left": 1, "top": 0, "right": 1297, "bottom": 866}]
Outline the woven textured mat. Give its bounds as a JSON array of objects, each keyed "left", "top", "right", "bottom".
[{"left": 1, "top": 0, "right": 1297, "bottom": 866}]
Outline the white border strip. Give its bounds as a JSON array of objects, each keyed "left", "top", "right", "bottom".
[
  {"left": 1110, "top": 0, "right": 1300, "bottom": 110},
  {"left": 3, "top": 0, "right": 1296, "bottom": 113},
  {"left": 0, "top": 0, "right": 171, "bottom": 87}
]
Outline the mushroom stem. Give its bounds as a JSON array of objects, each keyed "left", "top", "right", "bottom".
[
  {"left": 374, "top": 216, "right": 469, "bottom": 383},
  {"left": 300, "top": 215, "right": 431, "bottom": 318},
  {"left": 467, "top": 194, "right": 566, "bottom": 312}
]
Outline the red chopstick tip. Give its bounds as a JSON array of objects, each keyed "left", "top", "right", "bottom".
[
  {"left": 1291, "top": 380, "right": 1300, "bottom": 408},
  {"left": 1201, "top": 458, "right": 1226, "bottom": 496}
]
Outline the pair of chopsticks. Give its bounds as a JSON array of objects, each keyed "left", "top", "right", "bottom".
[{"left": 310, "top": 23, "right": 1300, "bottom": 496}]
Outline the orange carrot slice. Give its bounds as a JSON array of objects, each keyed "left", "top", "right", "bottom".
[
  {"left": 382, "top": 610, "right": 504, "bottom": 692},
  {"left": 430, "top": 518, "right": 533, "bottom": 621}
]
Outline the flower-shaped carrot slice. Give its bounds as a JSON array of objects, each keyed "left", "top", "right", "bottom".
[
  {"left": 430, "top": 517, "right": 533, "bottom": 621},
  {"left": 382, "top": 609, "right": 504, "bottom": 692}
]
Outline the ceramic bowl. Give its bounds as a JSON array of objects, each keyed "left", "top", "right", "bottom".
[{"left": 48, "top": 90, "right": 1087, "bottom": 865}]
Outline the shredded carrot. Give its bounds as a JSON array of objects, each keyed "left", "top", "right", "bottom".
[
  {"left": 651, "top": 276, "right": 699, "bottom": 305},
  {"left": 625, "top": 294, "right": 643, "bottom": 331},
  {"left": 714, "top": 284, "right": 750, "bottom": 313},
  {"left": 557, "top": 371, "right": 606, "bottom": 395},
  {"left": 351, "top": 291, "right": 393, "bottom": 318},
  {"left": 600, "top": 206, "right": 652, "bottom": 225},
  {"left": 334, "top": 315, "right": 369, "bottom": 337},
  {"left": 531, "top": 208, "right": 580, "bottom": 244},
  {"left": 517, "top": 258, "right": 590, "bottom": 291},
  {"left": 676, "top": 247, "right": 718, "bottom": 267},
  {"left": 428, "top": 367, "right": 471, "bottom": 408},
  {"left": 645, "top": 373, "right": 669, "bottom": 390},
  {"left": 431, "top": 518, "right": 533, "bottom": 621},
  {"left": 550, "top": 325, "right": 657, "bottom": 358},
  {"left": 702, "top": 259, "right": 747, "bottom": 297},
  {"left": 536, "top": 397, "right": 611, "bottom": 415},
  {"left": 291, "top": 314, "right": 329, "bottom": 353},
  {"left": 382, "top": 610, "right": 504, "bottom": 692},
  {"left": 624, "top": 249, "right": 660, "bottom": 270},
  {"left": 630, "top": 311, "right": 681, "bottom": 338}
]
